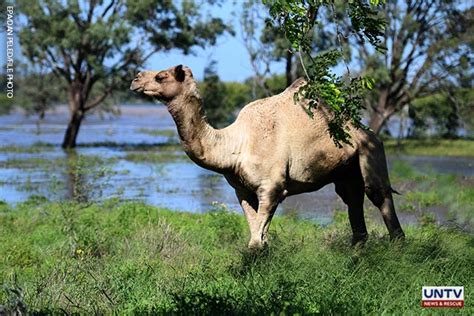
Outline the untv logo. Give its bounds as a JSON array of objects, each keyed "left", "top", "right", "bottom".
[{"left": 422, "top": 286, "right": 464, "bottom": 308}]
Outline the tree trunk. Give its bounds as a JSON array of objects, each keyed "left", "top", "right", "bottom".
[
  {"left": 286, "top": 50, "right": 293, "bottom": 87},
  {"left": 62, "top": 110, "right": 84, "bottom": 149},
  {"left": 368, "top": 89, "right": 393, "bottom": 135},
  {"left": 63, "top": 82, "right": 87, "bottom": 149},
  {"left": 368, "top": 111, "right": 387, "bottom": 135}
]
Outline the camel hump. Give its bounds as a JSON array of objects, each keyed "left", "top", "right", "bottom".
[{"left": 285, "top": 77, "right": 307, "bottom": 92}]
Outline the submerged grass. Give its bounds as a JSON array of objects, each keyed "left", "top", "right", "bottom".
[
  {"left": 123, "top": 151, "right": 188, "bottom": 163},
  {"left": 384, "top": 139, "right": 474, "bottom": 157},
  {"left": 77, "top": 142, "right": 182, "bottom": 152},
  {"left": 0, "top": 142, "right": 55, "bottom": 154},
  {"left": 0, "top": 199, "right": 472, "bottom": 314},
  {"left": 137, "top": 128, "right": 177, "bottom": 138},
  {"left": 390, "top": 161, "right": 474, "bottom": 228},
  {"left": 0, "top": 154, "right": 115, "bottom": 170}
]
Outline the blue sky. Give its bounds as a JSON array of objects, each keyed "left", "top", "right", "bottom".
[
  {"left": 146, "top": 2, "right": 265, "bottom": 82},
  {"left": 0, "top": 2, "right": 284, "bottom": 82},
  {"left": 140, "top": 2, "right": 286, "bottom": 81}
]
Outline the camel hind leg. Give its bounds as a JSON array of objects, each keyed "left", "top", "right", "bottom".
[
  {"left": 358, "top": 136, "right": 405, "bottom": 240},
  {"left": 335, "top": 171, "right": 368, "bottom": 245}
]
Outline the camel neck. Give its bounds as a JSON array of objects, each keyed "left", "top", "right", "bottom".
[{"left": 167, "top": 94, "right": 233, "bottom": 173}]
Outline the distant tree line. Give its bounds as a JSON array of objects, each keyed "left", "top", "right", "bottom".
[
  {"left": 11, "top": 0, "right": 231, "bottom": 148},
  {"left": 0, "top": 0, "right": 472, "bottom": 146},
  {"left": 242, "top": 0, "right": 473, "bottom": 139}
]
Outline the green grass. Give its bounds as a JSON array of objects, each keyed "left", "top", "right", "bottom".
[
  {"left": 76, "top": 142, "right": 183, "bottom": 152},
  {"left": 384, "top": 139, "right": 474, "bottom": 157},
  {"left": 0, "top": 154, "right": 115, "bottom": 170},
  {"left": 0, "top": 142, "right": 55, "bottom": 154},
  {"left": 390, "top": 161, "right": 474, "bottom": 227},
  {"left": 0, "top": 200, "right": 472, "bottom": 314},
  {"left": 123, "top": 151, "right": 188, "bottom": 163},
  {"left": 137, "top": 128, "right": 177, "bottom": 138}
]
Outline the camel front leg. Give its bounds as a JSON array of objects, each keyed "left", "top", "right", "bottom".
[
  {"left": 249, "top": 204, "right": 277, "bottom": 249},
  {"left": 247, "top": 188, "right": 280, "bottom": 250},
  {"left": 235, "top": 190, "right": 260, "bottom": 248}
]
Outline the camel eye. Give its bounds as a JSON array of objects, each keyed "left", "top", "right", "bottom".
[{"left": 155, "top": 75, "right": 164, "bottom": 82}]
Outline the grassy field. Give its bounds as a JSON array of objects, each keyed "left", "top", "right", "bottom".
[
  {"left": 384, "top": 139, "right": 474, "bottom": 157},
  {"left": 388, "top": 161, "right": 474, "bottom": 228},
  {"left": 0, "top": 140, "right": 473, "bottom": 313},
  {"left": 1, "top": 199, "right": 472, "bottom": 314}
]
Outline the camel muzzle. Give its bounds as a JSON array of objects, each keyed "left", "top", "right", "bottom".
[{"left": 129, "top": 81, "right": 143, "bottom": 92}]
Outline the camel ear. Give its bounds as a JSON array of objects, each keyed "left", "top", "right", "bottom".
[{"left": 174, "top": 65, "right": 185, "bottom": 82}]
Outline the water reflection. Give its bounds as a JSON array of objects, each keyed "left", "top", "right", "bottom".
[
  {"left": 64, "top": 150, "right": 89, "bottom": 203},
  {"left": 0, "top": 106, "right": 472, "bottom": 227}
]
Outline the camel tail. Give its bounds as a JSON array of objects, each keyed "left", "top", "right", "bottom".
[
  {"left": 357, "top": 135, "right": 405, "bottom": 239},
  {"left": 391, "top": 187, "right": 401, "bottom": 195}
]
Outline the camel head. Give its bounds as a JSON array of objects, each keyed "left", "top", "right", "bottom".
[{"left": 130, "top": 65, "right": 195, "bottom": 102}]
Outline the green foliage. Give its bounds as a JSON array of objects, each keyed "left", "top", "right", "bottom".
[
  {"left": 0, "top": 201, "right": 473, "bottom": 313},
  {"left": 207, "top": 205, "right": 245, "bottom": 244},
  {"left": 263, "top": 74, "right": 287, "bottom": 93},
  {"left": 0, "top": 0, "right": 11, "bottom": 24},
  {"left": 244, "top": 73, "right": 287, "bottom": 100},
  {"left": 260, "top": 12, "right": 292, "bottom": 62},
  {"left": 136, "top": 128, "right": 176, "bottom": 138},
  {"left": 16, "top": 0, "right": 231, "bottom": 147},
  {"left": 200, "top": 61, "right": 250, "bottom": 127},
  {"left": 223, "top": 81, "right": 252, "bottom": 112},
  {"left": 125, "top": 0, "right": 233, "bottom": 54},
  {"left": 17, "top": 65, "right": 65, "bottom": 118},
  {"left": 0, "top": 62, "right": 65, "bottom": 116},
  {"left": 200, "top": 61, "right": 230, "bottom": 127},
  {"left": 346, "top": 0, "right": 385, "bottom": 51},
  {"left": 0, "top": 67, "right": 15, "bottom": 114},
  {"left": 409, "top": 88, "right": 474, "bottom": 138},
  {"left": 0, "top": 95, "right": 14, "bottom": 115},
  {"left": 389, "top": 161, "right": 474, "bottom": 228},
  {"left": 264, "top": 0, "right": 385, "bottom": 146},
  {"left": 294, "top": 51, "right": 374, "bottom": 145},
  {"left": 384, "top": 139, "right": 474, "bottom": 157},
  {"left": 18, "top": 0, "right": 139, "bottom": 86},
  {"left": 123, "top": 151, "right": 187, "bottom": 163},
  {"left": 360, "top": 2, "right": 473, "bottom": 134},
  {"left": 405, "top": 191, "right": 441, "bottom": 208}
]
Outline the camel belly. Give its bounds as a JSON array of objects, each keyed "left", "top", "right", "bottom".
[
  {"left": 286, "top": 178, "right": 330, "bottom": 196},
  {"left": 286, "top": 158, "right": 334, "bottom": 195},
  {"left": 286, "top": 147, "right": 357, "bottom": 193}
]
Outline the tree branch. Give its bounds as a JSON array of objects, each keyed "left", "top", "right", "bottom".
[
  {"left": 101, "top": 0, "right": 116, "bottom": 18},
  {"left": 45, "top": 48, "right": 71, "bottom": 82},
  {"left": 84, "top": 89, "right": 111, "bottom": 111},
  {"left": 87, "top": 0, "right": 97, "bottom": 24}
]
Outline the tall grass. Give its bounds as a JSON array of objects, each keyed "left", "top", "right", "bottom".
[
  {"left": 390, "top": 161, "right": 474, "bottom": 228},
  {"left": 1, "top": 199, "right": 472, "bottom": 314},
  {"left": 384, "top": 139, "right": 474, "bottom": 157}
]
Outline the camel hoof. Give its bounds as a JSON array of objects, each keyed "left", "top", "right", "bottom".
[
  {"left": 247, "top": 239, "right": 268, "bottom": 251},
  {"left": 390, "top": 231, "right": 406, "bottom": 242},
  {"left": 351, "top": 233, "right": 368, "bottom": 247}
]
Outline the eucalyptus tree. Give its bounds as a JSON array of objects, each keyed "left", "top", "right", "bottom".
[
  {"left": 264, "top": 0, "right": 472, "bottom": 140},
  {"left": 241, "top": 0, "right": 301, "bottom": 96},
  {"left": 200, "top": 61, "right": 230, "bottom": 127},
  {"left": 18, "top": 0, "right": 230, "bottom": 148},
  {"left": 264, "top": 0, "right": 385, "bottom": 145},
  {"left": 408, "top": 54, "right": 474, "bottom": 138},
  {"left": 359, "top": 1, "right": 473, "bottom": 134}
]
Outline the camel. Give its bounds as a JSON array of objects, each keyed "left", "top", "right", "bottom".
[{"left": 130, "top": 65, "right": 405, "bottom": 249}]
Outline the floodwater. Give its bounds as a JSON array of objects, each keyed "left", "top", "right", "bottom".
[{"left": 1, "top": 105, "right": 472, "bottom": 226}]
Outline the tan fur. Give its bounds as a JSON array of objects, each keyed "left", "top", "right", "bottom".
[{"left": 131, "top": 65, "right": 405, "bottom": 249}]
